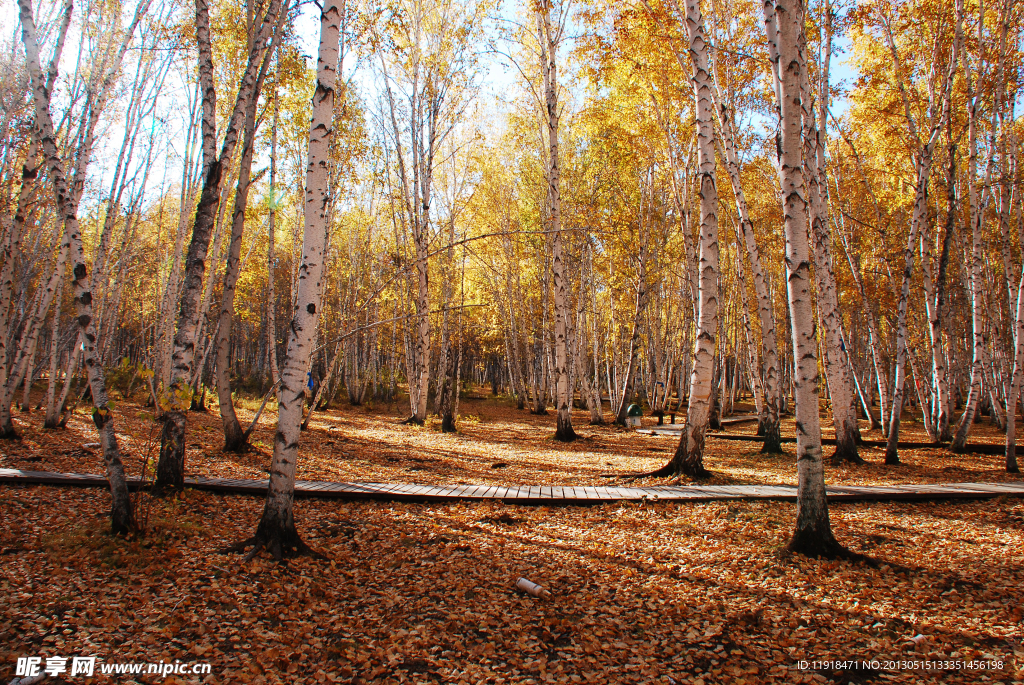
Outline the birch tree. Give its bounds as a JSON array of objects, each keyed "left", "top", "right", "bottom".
[
  {"left": 155, "top": 0, "right": 284, "bottom": 491},
  {"left": 537, "top": 0, "right": 577, "bottom": 441},
  {"left": 877, "top": 0, "right": 958, "bottom": 463},
  {"left": 659, "top": 0, "right": 718, "bottom": 477},
  {"left": 214, "top": 14, "right": 284, "bottom": 452},
  {"left": 18, "top": 0, "right": 135, "bottom": 533},
  {"left": 951, "top": 0, "right": 1000, "bottom": 453},
  {"left": 711, "top": 79, "right": 782, "bottom": 454},
  {"left": 378, "top": 0, "right": 481, "bottom": 426},
  {"left": 801, "top": 3, "right": 861, "bottom": 464},
  {"left": 234, "top": 0, "right": 341, "bottom": 558},
  {"left": 764, "top": 0, "right": 846, "bottom": 557}
]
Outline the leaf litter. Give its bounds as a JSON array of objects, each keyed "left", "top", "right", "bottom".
[{"left": 0, "top": 396, "right": 1022, "bottom": 683}]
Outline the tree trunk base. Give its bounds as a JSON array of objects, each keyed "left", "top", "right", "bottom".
[
  {"left": 786, "top": 529, "right": 865, "bottom": 561},
  {"left": 554, "top": 422, "right": 578, "bottom": 442},
  {"left": 830, "top": 438, "right": 865, "bottom": 466},
  {"left": 109, "top": 493, "right": 134, "bottom": 536},
  {"left": 677, "top": 463, "right": 712, "bottom": 479},
  {"left": 885, "top": 419, "right": 901, "bottom": 464},
  {"left": 589, "top": 417, "right": 605, "bottom": 426},
  {"left": 634, "top": 460, "right": 713, "bottom": 481},
  {"left": 0, "top": 423, "right": 20, "bottom": 440},
  {"left": 154, "top": 411, "right": 187, "bottom": 494},
  {"left": 760, "top": 421, "right": 783, "bottom": 454},
  {"left": 226, "top": 518, "right": 321, "bottom": 562},
  {"left": 223, "top": 422, "right": 250, "bottom": 453},
  {"left": 441, "top": 414, "right": 456, "bottom": 433},
  {"left": 401, "top": 415, "right": 424, "bottom": 426}
]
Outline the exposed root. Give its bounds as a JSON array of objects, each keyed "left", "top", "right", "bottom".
[
  {"left": 223, "top": 429, "right": 252, "bottom": 454},
  {"left": 785, "top": 532, "right": 873, "bottom": 563},
  {"left": 225, "top": 534, "right": 324, "bottom": 563},
  {"left": 760, "top": 424, "right": 784, "bottom": 454},
  {"left": 829, "top": 448, "right": 867, "bottom": 467},
  {"left": 553, "top": 427, "right": 578, "bottom": 442},
  {"left": 621, "top": 461, "right": 712, "bottom": 482}
]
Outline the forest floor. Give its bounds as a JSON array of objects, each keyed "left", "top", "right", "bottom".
[
  {"left": 0, "top": 389, "right": 1020, "bottom": 490},
  {"left": 1, "top": 389, "right": 1022, "bottom": 684}
]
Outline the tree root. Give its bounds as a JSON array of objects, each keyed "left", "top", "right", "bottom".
[
  {"left": 222, "top": 438, "right": 253, "bottom": 454},
  {"left": 553, "top": 428, "right": 578, "bottom": 442},
  {"left": 785, "top": 532, "right": 873, "bottom": 564},
  {"left": 620, "top": 462, "right": 712, "bottom": 482},
  {"left": 224, "top": 534, "right": 324, "bottom": 563},
  {"left": 829, "top": 450, "right": 867, "bottom": 467}
]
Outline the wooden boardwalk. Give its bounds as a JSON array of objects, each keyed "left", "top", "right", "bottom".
[{"left": 2, "top": 468, "right": 1023, "bottom": 504}]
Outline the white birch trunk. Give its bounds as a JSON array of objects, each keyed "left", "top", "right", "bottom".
[
  {"left": 667, "top": 0, "right": 718, "bottom": 477},
  {"left": 18, "top": 0, "right": 134, "bottom": 533},
  {"left": 765, "top": 0, "right": 841, "bottom": 556},
  {"left": 801, "top": 49, "right": 860, "bottom": 464},
  {"left": 156, "top": 0, "right": 283, "bottom": 490},
  {"left": 243, "top": 0, "right": 339, "bottom": 558},
  {"left": 1007, "top": 258, "right": 1024, "bottom": 472},
  {"left": 538, "top": 0, "right": 576, "bottom": 441},
  {"left": 714, "top": 99, "right": 782, "bottom": 452}
]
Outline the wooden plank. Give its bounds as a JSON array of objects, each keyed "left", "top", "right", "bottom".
[
  {"left": 476, "top": 485, "right": 500, "bottom": 499},
  {"left": 509, "top": 483, "right": 532, "bottom": 499},
  {"left": 644, "top": 486, "right": 680, "bottom": 499},
  {"left": 621, "top": 487, "right": 649, "bottom": 500},
  {"left": 417, "top": 485, "right": 451, "bottom": 498},
  {"left": 4, "top": 469, "right": 1023, "bottom": 504},
  {"left": 386, "top": 483, "right": 421, "bottom": 495},
  {"left": 970, "top": 483, "right": 1024, "bottom": 493},
  {"left": 462, "top": 484, "right": 487, "bottom": 498},
  {"left": 954, "top": 484, "right": 1011, "bottom": 494}
]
